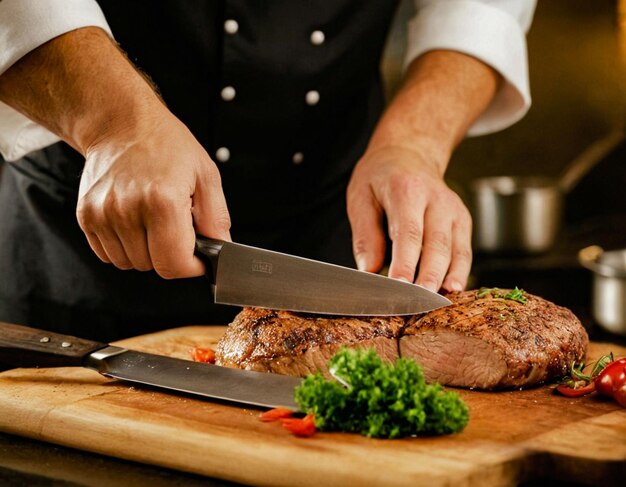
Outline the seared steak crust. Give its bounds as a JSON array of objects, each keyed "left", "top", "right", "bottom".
[
  {"left": 215, "top": 290, "right": 589, "bottom": 389},
  {"left": 215, "top": 308, "right": 404, "bottom": 377},
  {"left": 400, "top": 290, "right": 589, "bottom": 389}
]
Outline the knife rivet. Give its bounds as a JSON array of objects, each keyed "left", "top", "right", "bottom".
[
  {"left": 61, "top": 342, "right": 72, "bottom": 348},
  {"left": 40, "top": 337, "right": 50, "bottom": 343}
]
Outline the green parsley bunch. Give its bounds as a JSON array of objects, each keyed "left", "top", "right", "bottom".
[{"left": 294, "top": 348, "right": 469, "bottom": 439}]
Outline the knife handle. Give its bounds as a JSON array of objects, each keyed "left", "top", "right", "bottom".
[
  {"left": 0, "top": 321, "right": 107, "bottom": 368},
  {"left": 194, "top": 235, "right": 224, "bottom": 285}
]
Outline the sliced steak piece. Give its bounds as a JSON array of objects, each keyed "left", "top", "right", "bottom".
[
  {"left": 215, "top": 308, "right": 404, "bottom": 377},
  {"left": 400, "top": 290, "right": 589, "bottom": 389}
]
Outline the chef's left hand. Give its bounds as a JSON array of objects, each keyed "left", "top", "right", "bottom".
[
  {"left": 346, "top": 50, "right": 500, "bottom": 293},
  {"left": 347, "top": 144, "right": 472, "bottom": 293}
]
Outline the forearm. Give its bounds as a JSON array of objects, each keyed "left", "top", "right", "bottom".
[
  {"left": 0, "top": 26, "right": 162, "bottom": 155},
  {"left": 0, "top": 26, "right": 230, "bottom": 278},
  {"left": 367, "top": 49, "right": 500, "bottom": 176}
]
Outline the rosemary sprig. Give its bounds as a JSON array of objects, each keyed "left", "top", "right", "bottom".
[
  {"left": 476, "top": 286, "right": 528, "bottom": 304},
  {"left": 561, "top": 353, "right": 615, "bottom": 385},
  {"left": 503, "top": 287, "right": 528, "bottom": 304}
]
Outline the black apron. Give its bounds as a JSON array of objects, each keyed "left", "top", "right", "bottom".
[{"left": 0, "top": 0, "right": 399, "bottom": 341}]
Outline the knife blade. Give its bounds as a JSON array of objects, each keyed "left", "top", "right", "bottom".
[
  {"left": 0, "top": 322, "right": 301, "bottom": 410},
  {"left": 195, "top": 236, "right": 451, "bottom": 316}
]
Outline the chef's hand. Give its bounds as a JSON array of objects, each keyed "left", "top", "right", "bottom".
[
  {"left": 346, "top": 50, "right": 499, "bottom": 292},
  {"left": 0, "top": 27, "right": 231, "bottom": 279},
  {"left": 347, "top": 145, "right": 471, "bottom": 293},
  {"left": 77, "top": 110, "right": 231, "bottom": 278}
]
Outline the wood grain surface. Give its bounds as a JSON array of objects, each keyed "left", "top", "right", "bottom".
[{"left": 0, "top": 326, "right": 625, "bottom": 487}]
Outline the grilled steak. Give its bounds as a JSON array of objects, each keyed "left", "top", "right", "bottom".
[
  {"left": 215, "top": 289, "right": 588, "bottom": 389},
  {"left": 400, "top": 290, "right": 588, "bottom": 389},
  {"left": 216, "top": 308, "right": 404, "bottom": 377}
]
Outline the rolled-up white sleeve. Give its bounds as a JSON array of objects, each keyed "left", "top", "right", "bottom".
[
  {"left": 405, "top": 0, "right": 537, "bottom": 136},
  {"left": 0, "top": 0, "right": 112, "bottom": 161}
]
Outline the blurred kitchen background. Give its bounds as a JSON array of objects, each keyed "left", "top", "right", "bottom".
[{"left": 384, "top": 0, "right": 626, "bottom": 340}]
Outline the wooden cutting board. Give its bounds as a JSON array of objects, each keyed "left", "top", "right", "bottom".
[{"left": 0, "top": 326, "right": 625, "bottom": 487}]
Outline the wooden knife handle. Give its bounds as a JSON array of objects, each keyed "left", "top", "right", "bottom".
[
  {"left": 194, "top": 235, "right": 224, "bottom": 285},
  {"left": 0, "top": 321, "right": 107, "bottom": 368}
]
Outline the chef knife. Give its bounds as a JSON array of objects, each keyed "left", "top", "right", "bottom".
[
  {"left": 195, "top": 236, "right": 451, "bottom": 316},
  {"left": 0, "top": 322, "right": 301, "bottom": 410}
]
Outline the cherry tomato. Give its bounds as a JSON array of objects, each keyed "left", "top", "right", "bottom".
[
  {"left": 613, "top": 382, "right": 626, "bottom": 407},
  {"left": 190, "top": 347, "right": 216, "bottom": 364},
  {"left": 594, "top": 358, "right": 626, "bottom": 397},
  {"left": 259, "top": 407, "right": 294, "bottom": 422},
  {"left": 555, "top": 381, "right": 596, "bottom": 397},
  {"left": 280, "top": 413, "right": 316, "bottom": 437}
]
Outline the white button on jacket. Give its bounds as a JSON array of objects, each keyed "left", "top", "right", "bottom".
[
  {"left": 221, "top": 86, "right": 236, "bottom": 101},
  {"left": 310, "top": 30, "right": 325, "bottom": 45},
  {"left": 224, "top": 19, "right": 239, "bottom": 35},
  {"left": 305, "top": 90, "right": 320, "bottom": 106},
  {"left": 215, "top": 147, "right": 230, "bottom": 163},
  {"left": 292, "top": 152, "right": 304, "bottom": 165}
]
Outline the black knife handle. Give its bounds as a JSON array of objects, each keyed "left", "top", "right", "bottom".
[
  {"left": 0, "top": 321, "right": 107, "bottom": 368},
  {"left": 194, "top": 235, "right": 224, "bottom": 285}
]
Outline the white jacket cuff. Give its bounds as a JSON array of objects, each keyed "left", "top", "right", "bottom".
[
  {"left": 0, "top": 0, "right": 112, "bottom": 161},
  {"left": 405, "top": 0, "right": 533, "bottom": 136}
]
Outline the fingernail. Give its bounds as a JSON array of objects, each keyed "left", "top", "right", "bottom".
[
  {"left": 356, "top": 256, "right": 368, "bottom": 272},
  {"left": 418, "top": 280, "right": 437, "bottom": 292},
  {"left": 449, "top": 281, "right": 463, "bottom": 292}
]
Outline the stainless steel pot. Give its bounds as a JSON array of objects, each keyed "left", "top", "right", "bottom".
[
  {"left": 579, "top": 245, "right": 626, "bottom": 335},
  {"left": 468, "top": 131, "right": 624, "bottom": 254},
  {"left": 469, "top": 176, "right": 562, "bottom": 253}
]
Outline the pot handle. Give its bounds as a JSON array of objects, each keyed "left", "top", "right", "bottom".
[
  {"left": 578, "top": 245, "right": 615, "bottom": 276},
  {"left": 558, "top": 130, "right": 624, "bottom": 194}
]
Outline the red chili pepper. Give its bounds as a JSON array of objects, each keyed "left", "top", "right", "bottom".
[
  {"left": 594, "top": 358, "right": 626, "bottom": 397},
  {"left": 280, "top": 413, "right": 316, "bottom": 437},
  {"left": 190, "top": 347, "right": 216, "bottom": 364},
  {"left": 555, "top": 381, "right": 596, "bottom": 397},
  {"left": 259, "top": 407, "right": 294, "bottom": 422}
]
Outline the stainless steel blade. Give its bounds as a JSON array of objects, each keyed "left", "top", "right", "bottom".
[
  {"left": 85, "top": 346, "right": 302, "bottom": 410},
  {"left": 214, "top": 242, "right": 451, "bottom": 315}
]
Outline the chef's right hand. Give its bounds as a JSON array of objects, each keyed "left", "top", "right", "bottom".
[
  {"left": 76, "top": 109, "right": 231, "bottom": 279},
  {"left": 0, "top": 26, "right": 230, "bottom": 279}
]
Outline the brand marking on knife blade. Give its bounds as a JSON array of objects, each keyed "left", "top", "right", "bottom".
[{"left": 252, "top": 260, "right": 273, "bottom": 275}]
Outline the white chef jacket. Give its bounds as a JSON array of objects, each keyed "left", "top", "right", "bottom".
[{"left": 0, "top": 0, "right": 536, "bottom": 162}]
